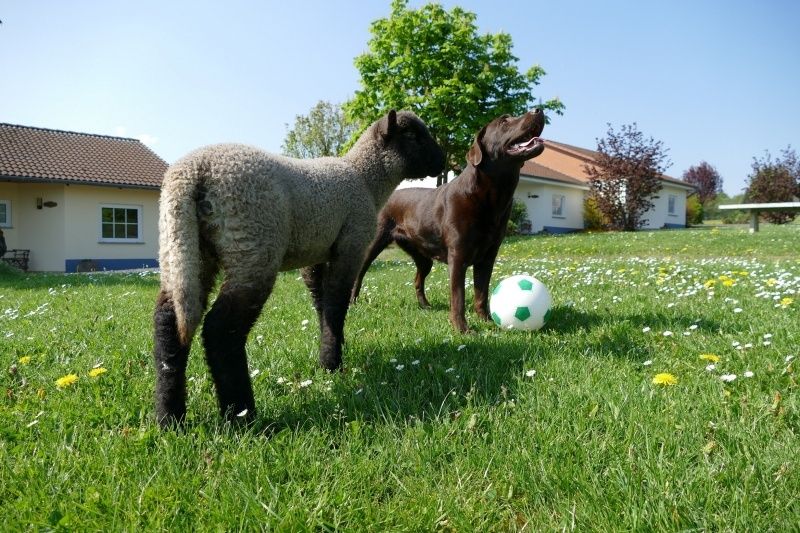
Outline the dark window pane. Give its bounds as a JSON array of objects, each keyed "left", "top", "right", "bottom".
[
  {"left": 102, "top": 223, "right": 113, "bottom": 239},
  {"left": 114, "top": 209, "right": 125, "bottom": 223},
  {"left": 102, "top": 208, "right": 113, "bottom": 223},
  {"left": 127, "top": 224, "right": 138, "bottom": 239},
  {"left": 127, "top": 209, "right": 138, "bottom": 223},
  {"left": 114, "top": 223, "right": 125, "bottom": 237}
]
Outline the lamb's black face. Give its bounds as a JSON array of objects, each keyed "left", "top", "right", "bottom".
[{"left": 379, "top": 110, "right": 445, "bottom": 179}]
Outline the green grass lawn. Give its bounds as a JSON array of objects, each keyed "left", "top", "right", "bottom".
[{"left": 2, "top": 225, "right": 799, "bottom": 530}]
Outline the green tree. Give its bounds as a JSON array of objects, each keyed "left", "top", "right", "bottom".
[
  {"left": 346, "top": 0, "right": 564, "bottom": 185},
  {"left": 281, "top": 101, "right": 357, "bottom": 158}
]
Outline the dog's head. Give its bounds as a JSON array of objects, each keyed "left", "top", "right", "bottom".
[
  {"left": 377, "top": 110, "right": 445, "bottom": 179},
  {"left": 466, "top": 109, "right": 545, "bottom": 169}
]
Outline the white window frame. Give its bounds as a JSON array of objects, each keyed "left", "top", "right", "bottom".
[
  {"left": 667, "top": 194, "right": 677, "bottom": 216},
  {"left": 552, "top": 194, "right": 566, "bottom": 218},
  {"left": 0, "top": 200, "right": 10, "bottom": 228},
  {"left": 98, "top": 204, "right": 144, "bottom": 243}
]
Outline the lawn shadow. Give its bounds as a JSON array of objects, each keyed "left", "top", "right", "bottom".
[{"left": 225, "top": 306, "right": 721, "bottom": 436}]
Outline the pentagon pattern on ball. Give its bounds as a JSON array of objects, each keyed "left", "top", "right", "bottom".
[{"left": 489, "top": 274, "right": 552, "bottom": 331}]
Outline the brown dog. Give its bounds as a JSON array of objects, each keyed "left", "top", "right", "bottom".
[{"left": 351, "top": 109, "right": 545, "bottom": 332}]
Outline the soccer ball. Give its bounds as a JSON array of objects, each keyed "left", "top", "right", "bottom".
[{"left": 490, "top": 275, "right": 552, "bottom": 331}]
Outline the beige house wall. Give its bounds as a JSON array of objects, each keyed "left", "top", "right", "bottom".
[
  {"left": 63, "top": 185, "right": 160, "bottom": 267},
  {"left": 0, "top": 181, "right": 159, "bottom": 272}
]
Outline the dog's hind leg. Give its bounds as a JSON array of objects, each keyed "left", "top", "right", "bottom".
[
  {"left": 411, "top": 253, "right": 433, "bottom": 309},
  {"left": 350, "top": 219, "right": 394, "bottom": 304},
  {"left": 201, "top": 275, "right": 274, "bottom": 421}
]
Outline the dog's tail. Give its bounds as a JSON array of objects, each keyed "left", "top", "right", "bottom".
[{"left": 158, "top": 159, "right": 209, "bottom": 346}]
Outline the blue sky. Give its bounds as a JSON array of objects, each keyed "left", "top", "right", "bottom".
[{"left": 1, "top": 0, "right": 798, "bottom": 195}]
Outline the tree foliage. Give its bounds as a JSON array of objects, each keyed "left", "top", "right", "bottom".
[
  {"left": 584, "top": 123, "right": 671, "bottom": 231},
  {"left": 281, "top": 101, "right": 357, "bottom": 158},
  {"left": 745, "top": 146, "right": 799, "bottom": 224},
  {"left": 682, "top": 161, "right": 722, "bottom": 209},
  {"left": 345, "top": 0, "right": 564, "bottom": 184}
]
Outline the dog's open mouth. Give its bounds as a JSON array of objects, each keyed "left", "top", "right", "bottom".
[{"left": 507, "top": 134, "right": 544, "bottom": 158}]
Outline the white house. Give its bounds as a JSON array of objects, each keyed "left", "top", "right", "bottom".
[
  {"left": 0, "top": 123, "right": 167, "bottom": 272},
  {"left": 398, "top": 140, "right": 694, "bottom": 233}
]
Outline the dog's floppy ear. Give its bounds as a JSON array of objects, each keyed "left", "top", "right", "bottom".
[
  {"left": 466, "top": 125, "right": 487, "bottom": 167},
  {"left": 379, "top": 109, "right": 398, "bottom": 143}
]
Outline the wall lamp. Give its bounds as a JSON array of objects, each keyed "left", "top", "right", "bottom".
[{"left": 527, "top": 193, "right": 539, "bottom": 199}]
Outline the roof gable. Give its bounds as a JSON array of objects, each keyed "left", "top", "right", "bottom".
[{"left": 0, "top": 123, "right": 167, "bottom": 189}]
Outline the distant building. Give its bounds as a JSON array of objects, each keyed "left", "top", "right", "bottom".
[{"left": 0, "top": 123, "right": 166, "bottom": 272}]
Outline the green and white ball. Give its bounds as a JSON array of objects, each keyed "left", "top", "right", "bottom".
[{"left": 490, "top": 275, "right": 552, "bottom": 331}]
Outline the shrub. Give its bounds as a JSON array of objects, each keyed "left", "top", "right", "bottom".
[
  {"left": 507, "top": 199, "right": 528, "bottom": 235},
  {"left": 686, "top": 195, "right": 704, "bottom": 225},
  {"left": 583, "top": 196, "right": 609, "bottom": 231}
]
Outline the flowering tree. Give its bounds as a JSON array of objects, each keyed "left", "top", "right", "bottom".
[
  {"left": 682, "top": 161, "right": 722, "bottom": 210},
  {"left": 745, "top": 146, "right": 799, "bottom": 224},
  {"left": 584, "top": 123, "right": 671, "bottom": 231}
]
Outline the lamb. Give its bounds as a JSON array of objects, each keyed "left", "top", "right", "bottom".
[{"left": 153, "top": 110, "right": 444, "bottom": 427}]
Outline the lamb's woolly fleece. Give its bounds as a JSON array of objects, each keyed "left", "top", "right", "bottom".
[{"left": 158, "top": 111, "right": 442, "bottom": 344}]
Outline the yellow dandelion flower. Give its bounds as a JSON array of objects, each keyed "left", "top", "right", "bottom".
[
  {"left": 55, "top": 374, "right": 78, "bottom": 388},
  {"left": 19, "top": 356, "right": 32, "bottom": 365},
  {"left": 652, "top": 373, "right": 678, "bottom": 386},
  {"left": 722, "top": 279, "right": 735, "bottom": 287},
  {"left": 704, "top": 280, "right": 716, "bottom": 288},
  {"left": 780, "top": 297, "right": 794, "bottom": 308},
  {"left": 767, "top": 278, "right": 777, "bottom": 287},
  {"left": 88, "top": 367, "right": 108, "bottom": 378},
  {"left": 699, "top": 353, "right": 720, "bottom": 363},
  {"left": 738, "top": 271, "right": 749, "bottom": 276}
]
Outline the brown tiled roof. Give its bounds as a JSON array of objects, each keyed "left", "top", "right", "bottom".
[
  {"left": 523, "top": 139, "right": 695, "bottom": 190},
  {"left": 0, "top": 123, "right": 167, "bottom": 189},
  {"left": 521, "top": 160, "right": 588, "bottom": 187}
]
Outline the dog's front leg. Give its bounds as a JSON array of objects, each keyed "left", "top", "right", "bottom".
[
  {"left": 447, "top": 251, "right": 470, "bottom": 333},
  {"left": 473, "top": 250, "right": 500, "bottom": 321}
]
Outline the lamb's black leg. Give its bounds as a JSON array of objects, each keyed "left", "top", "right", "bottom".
[
  {"left": 202, "top": 281, "right": 271, "bottom": 421},
  {"left": 319, "top": 259, "right": 361, "bottom": 371},
  {"left": 153, "top": 291, "right": 190, "bottom": 428}
]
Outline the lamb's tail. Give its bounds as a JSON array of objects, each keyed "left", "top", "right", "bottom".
[{"left": 158, "top": 161, "right": 208, "bottom": 346}]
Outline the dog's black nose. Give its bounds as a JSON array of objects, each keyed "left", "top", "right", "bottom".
[{"left": 532, "top": 108, "right": 542, "bottom": 115}]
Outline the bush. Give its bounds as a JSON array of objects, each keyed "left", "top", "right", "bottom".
[
  {"left": 507, "top": 199, "right": 528, "bottom": 235},
  {"left": 686, "top": 195, "right": 704, "bottom": 225},
  {"left": 583, "top": 196, "right": 608, "bottom": 231}
]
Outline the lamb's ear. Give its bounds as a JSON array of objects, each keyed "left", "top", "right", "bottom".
[
  {"left": 379, "top": 109, "right": 398, "bottom": 143},
  {"left": 466, "top": 126, "right": 487, "bottom": 167}
]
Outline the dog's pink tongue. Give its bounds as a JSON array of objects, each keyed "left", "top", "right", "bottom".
[{"left": 514, "top": 136, "right": 542, "bottom": 149}]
